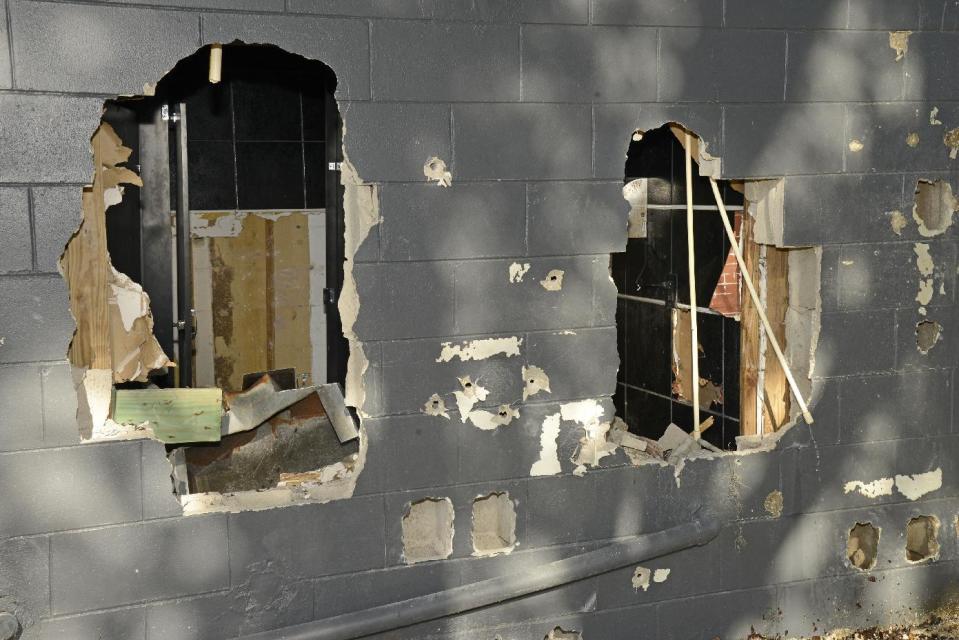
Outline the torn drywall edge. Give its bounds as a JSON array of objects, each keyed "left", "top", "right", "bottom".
[{"left": 180, "top": 425, "right": 368, "bottom": 515}]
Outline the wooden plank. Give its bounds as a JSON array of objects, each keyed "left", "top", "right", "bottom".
[
  {"left": 271, "top": 213, "right": 313, "bottom": 386},
  {"left": 113, "top": 388, "right": 223, "bottom": 443},
  {"left": 762, "top": 246, "right": 791, "bottom": 431},
  {"left": 739, "top": 206, "right": 761, "bottom": 437}
]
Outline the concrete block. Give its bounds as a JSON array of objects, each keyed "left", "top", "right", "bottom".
[
  {"left": 202, "top": 13, "right": 370, "bottom": 100},
  {"left": 526, "top": 181, "right": 627, "bottom": 256},
  {"left": 372, "top": 22, "right": 519, "bottom": 101},
  {"left": 896, "top": 306, "right": 958, "bottom": 371},
  {"left": 841, "top": 370, "right": 952, "bottom": 443},
  {"left": 0, "top": 0, "right": 10, "bottom": 89},
  {"left": 146, "top": 580, "right": 311, "bottom": 640},
  {"left": 339, "top": 101, "right": 451, "bottom": 182},
  {"left": 591, "top": 0, "right": 722, "bottom": 26},
  {"left": 10, "top": 1, "right": 199, "bottom": 95},
  {"left": 141, "top": 440, "right": 182, "bottom": 520},
  {"left": 0, "top": 275, "right": 74, "bottom": 363},
  {"left": 51, "top": 515, "right": 228, "bottom": 614},
  {"left": 353, "top": 262, "right": 456, "bottom": 340},
  {"left": 452, "top": 104, "right": 590, "bottom": 180},
  {"left": 815, "top": 310, "right": 897, "bottom": 377},
  {"left": 723, "top": 104, "right": 845, "bottom": 177},
  {"left": 946, "top": 0, "right": 959, "bottom": 29},
  {"left": 358, "top": 414, "right": 461, "bottom": 494},
  {"left": 906, "top": 33, "right": 959, "bottom": 101},
  {"left": 785, "top": 31, "right": 904, "bottom": 103},
  {"left": 376, "top": 333, "right": 524, "bottom": 417},
  {"left": 34, "top": 609, "right": 146, "bottom": 640},
  {"left": 656, "top": 585, "right": 781, "bottom": 640},
  {"left": 0, "top": 364, "right": 42, "bottom": 451},
  {"left": 848, "top": 0, "right": 922, "bottom": 29},
  {"left": 31, "top": 187, "right": 82, "bottom": 274},
  {"left": 521, "top": 26, "right": 656, "bottom": 102},
  {"left": 108, "top": 0, "right": 282, "bottom": 8},
  {"left": 514, "top": 0, "right": 587, "bottom": 23},
  {"left": 228, "top": 497, "right": 385, "bottom": 583},
  {"left": 378, "top": 182, "right": 526, "bottom": 261},
  {"left": 660, "top": 29, "right": 786, "bottom": 103},
  {"left": 845, "top": 103, "right": 959, "bottom": 173},
  {"left": 919, "top": 0, "right": 949, "bottom": 29},
  {"left": 287, "top": 0, "right": 375, "bottom": 15},
  {"left": 724, "top": 0, "right": 849, "bottom": 29},
  {"left": 0, "top": 188, "right": 32, "bottom": 273},
  {"left": 719, "top": 516, "right": 816, "bottom": 589},
  {"left": 819, "top": 244, "right": 841, "bottom": 312},
  {"left": 782, "top": 174, "right": 905, "bottom": 246},
  {"left": 836, "top": 242, "right": 923, "bottom": 311},
  {"left": 453, "top": 256, "right": 606, "bottom": 334},
  {"left": 0, "top": 442, "right": 142, "bottom": 538},
  {"left": 592, "top": 103, "right": 722, "bottom": 180},
  {"left": 0, "top": 94, "right": 103, "bottom": 184},
  {"left": 40, "top": 362, "right": 81, "bottom": 448},
  {"left": 524, "top": 327, "right": 619, "bottom": 401},
  {"left": 0, "top": 536, "right": 50, "bottom": 621}
]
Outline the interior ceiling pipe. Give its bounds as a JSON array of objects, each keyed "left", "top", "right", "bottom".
[{"left": 238, "top": 515, "right": 722, "bottom": 640}]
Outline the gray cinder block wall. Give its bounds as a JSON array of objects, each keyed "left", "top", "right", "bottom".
[{"left": 1, "top": 1, "right": 958, "bottom": 638}]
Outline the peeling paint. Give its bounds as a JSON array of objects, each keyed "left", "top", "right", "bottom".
[
  {"left": 915, "top": 243, "right": 934, "bottom": 276},
  {"left": 889, "top": 210, "right": 907, "bottom": 235},
  {"left": 653, "top": 568, "right": 671, "bottom": 583},
  {"left": 930, "top": 107, "right": 942, "bottom": 125},
  {"left": 844, "top": 477, "right": 895, "bottom": 498},
  {"left": 452, "top": 375, "right": 489, "bottom": 422},
  {"left": 917, "top": 278, "right": 934, "bottom": 305},
  {"left": 436, "top": 336, "right": 522, "bottom": 362},
  {"left": 889, "top": 30, "right": 911, "bottom": 61},
  {"left": 895, "top": 469, "right": 943, "bottom": 501},
  {"left": 423, "top": 156, "right": 452, "bottom": 187},
  {"left": 509, "top": 262, "right": 531, "bottom": 283},
  {"left": 530, "top": 413, "right": 562, "bottom": 476},
  {"left": 540, "top": 269, "right": 565, "bottom": 291},
  {"left": 522, "top": 365, "right": 551, "bottom": 401},
  {"left": 467, "top": 404, "right": 518, "bottom": 430}
]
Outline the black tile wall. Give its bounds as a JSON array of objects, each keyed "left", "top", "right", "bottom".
[
  {"left": 235, "top": 141, "right": 305, "bottom": 210},
  {"left": 187, "top": 140, "right": 236, "bottom": 210}
]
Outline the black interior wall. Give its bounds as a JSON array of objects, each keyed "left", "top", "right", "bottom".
[{"left": 612, "top": 126, "right": 743, "bottom": 450}]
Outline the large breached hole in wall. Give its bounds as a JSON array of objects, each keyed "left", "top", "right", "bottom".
[
  {"left": 402, "top": 498, "right": 455, "bottom": 564},
  {"left": 612, "top": 124, "right": 820, "bottom": 455},
  {"left": 847, "top": 522, "right": 880, "bottom": 571},
  {"left": 905, "top": 515, "right": 940, "bottom": 563},
  {"left": 60, "top": 43, "right": 365, "bottom": 514},
  {"left": 471, "top": 492, "right": 517, "bottom": 557}
]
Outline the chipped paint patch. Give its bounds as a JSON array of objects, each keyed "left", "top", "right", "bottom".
[
  {"left": 530, "top": 413, "right": 562, "bottom": 476},
  {"left": 631, "top": 566, "right": 652, "bottom": 591},
  {"left": 764, "top": 490, "right": 784, "bottom": 518},
  {"left": 889, "top": 30, "right": 911, "bottom": 61},
  {"left": 930, "top": 107, "right": 942, "bottom": 126},
  {"left": 889, "top": 210, "right": 907, "bottom": 235},
  {"left": 453, "top": 375, "right": 490, "bottom": 422},
  {"left": 653, "top": 568, "right": 671, "bottom": 583},
  {"left": 895, "top": 469, "right": 942, "bottom": 501},
  {"left": 467, "top": 405, "right": 518, "bottom": 430},
  {"left": 560, "top": 399, "right": 605, "bottom": 426},
  {"left": 436, "top": 337, "right": 522, "bottom": 363},
  {"left": 915, "top": 243, "right": 934, "bottom": 276},
  {"left": 423, "top": 393, "right": 450, "bottom": 419},
  {"left": 844, "top": 477, "right": 895, "bottom": 498},
  {"left": 917, "top": 278, "right": 934, "bottom": 306},
  {"left": 906, "top": 132, "right": 920, "bottom": 148},
  {"left": 423, "top": 156, "right": 452, "bottom": 187},
  {"left": 540, "top": 269, "right": 565, "bottom": 291},
  {"left": 945, "top": 128, "right": 959, "bottom": 160},
  {"left": 522, "top": 365, "right": 551, "bottom": 401},
  {"left": 509, "top": 262, "right": 531, "bottom": 283},
  {"left": 848, "top": 139, "right": 864, "bottom": 153}
]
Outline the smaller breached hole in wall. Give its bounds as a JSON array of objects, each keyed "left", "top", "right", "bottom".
[
  {"left": 917, "top": 320, "right": 942, "bottom": 354},
  {"left": 471, "top": 492, "right": 517, "bottom": 556},
  {"left": 847, "top": 522, "right": 879, "bottom": 570},
  {"left": 906, "top": 515, "right": 940, "bottom": 563},
  {"left": 913, "top": 180, "right": 957, "bottom": 237},
  {"left": 545, "top": 627, "right": 582, "bottom": 640},
  {"left": 402, "top": 498, "right": 454, "bottom": 564}
]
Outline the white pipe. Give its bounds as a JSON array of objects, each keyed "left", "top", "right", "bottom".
[
  {"left": 708, "top": 178, "right": 814, "bottom": 424},
  {"left": 684, "top": 133, "right": 701, "bottom": 438}
]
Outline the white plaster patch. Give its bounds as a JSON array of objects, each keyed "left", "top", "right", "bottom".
[
  {"left": 653, "top": 568, "right": 671, "bottom": 583},
  {"left": 895, "top": 468, "right": 943, "bottom": 501},
  {"left": 467, "top": 405, "right": 518, "bottom": 431},
  {"left": 917, "top": 278, "right": 934, "bottom": 305},
  {"left": 560, "top": 399, "right": 605, "bottom": 426},
  {"left": 530, "top": 413, "right": 562, "bottom": 476},
  {"left": 540, "top": 269, "right": 565, "bottom": 291},
  {"left": 436, "top": 337, "right": 522, "bottom": 363},
  {"left": 844, "top": 478, "right": 895, "bottom": 498},
  {"left": 915, "top": 242, "right": 934, "bottom": 276},
  {"left": 930, "top": 106, "right": 942, "bottom": 126},
  {"left": 508, "top": 262, "right": 530, "bottom": 283}
]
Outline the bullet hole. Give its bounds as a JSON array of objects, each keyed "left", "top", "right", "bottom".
[
  {"left": 889, "top": 210, "right": 907, "bottom": 235},
  {"left": 906, "top": 132, "right": 920, "bottom": 148},
  {"left": 423, "top": 156, "right": 452, "bottom": 187},
  {"left": 423, "top": 393, "right": 450, "bottom": 419},
  {"left": 522, "top": 365, "right": 551, "bottom": 401},
  {"left": 471, "top": 491, "right": 517, "bottom": 556},
  {"left": 913, "top": 179, "right": 957, "bottom": 237},
  {"left": 847, "top": 522, "right": 879, "bottom": 570},
  {"left": 540, "top": 269, "right": 565, "bottom": 291},
  {"left": 905, "top": 515, "right": 940, "bottom": 563},
  {"left": 402, "top": 497, "right": 454, "bottom": 564},
  {"left": 631, "top": 566, "right": 652, "bottom": 591},
  {"left": 545, "top": 628, "right": 581, "bottom": 640},
  {"left": 916, "top": 320, "right": 942, "bottom": 354},
  {"left": 848, "top": 139, "right": 864, "bottom": 153}
]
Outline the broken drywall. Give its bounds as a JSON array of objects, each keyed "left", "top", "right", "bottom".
[
  {"left": 843, "top": 468, "right": 942, "bottom": 501},
  {"left": 436, "top": 336, "right": 522, "bottom": 362}
]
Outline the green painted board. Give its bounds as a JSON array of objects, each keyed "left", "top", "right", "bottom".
[{"left": 112, "top": 388, "right": 223, "bottom": 443}]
